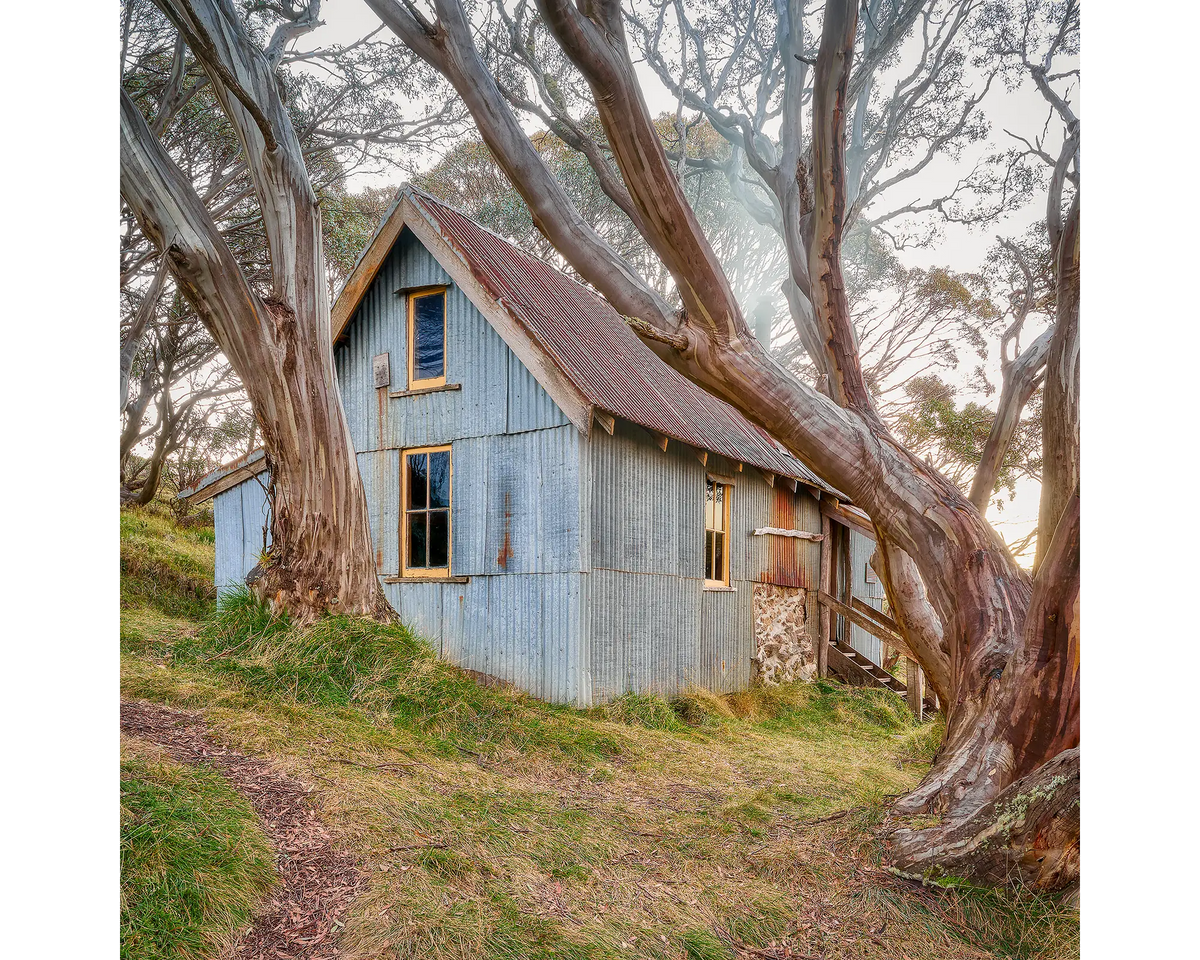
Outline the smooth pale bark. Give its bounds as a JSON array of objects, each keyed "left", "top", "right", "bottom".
[
  {"left": 535, "top": 0, "right": 746, "bottom": 351},
  {"left": 121, "top": 257, "right": 170, "bottom": 414},
  {"left": 806, "top": 0, "right": 877, "bottom": 419},
  {"left": 121, "top": 0, "right": 386, "bottom": 621},
  {"left": 1036, "top": 197, "right": 1080, "bottom": 570}
]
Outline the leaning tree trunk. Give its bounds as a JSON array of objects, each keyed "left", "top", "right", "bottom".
[
  {"left": 370, "top": 0, "right": 1079, "bottom": 886},
  {"left": 120, "top": 0, "right": 388, "bottom": 621},
  {"left": 1036, "top": 197, "right": 1080, "bottom": 571},
  {"left": 888, "top": 499, "right": 1084, "bottom": 888}
]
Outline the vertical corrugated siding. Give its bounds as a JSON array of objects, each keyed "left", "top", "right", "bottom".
[
  {"left": 586, "top": 568, "right": 700, "bottom": 700},
  {"left": 378, "top": 573, "right": 582, "bottom": 705},
  {"left": 508, "top": 355, "right": 570, "bottom": 433},
  {"left": 584, "top": 426, "right": 775, "bottom": 701},
  {"left": 589, "top": 422, "right": 701, "bottom": 577},
  {"left": 356, "top": 449, "right": 400, "bottom": 575},
  {"left": 699, "top": 586, "right": 755, "bottom": 692},
  {"left": 756, "top": 486, "right": 822, "bottom": 588},
  {"left": 213, "top": 478, "right": 270, "bottom": 598},
  {"left": 335, "top": 225, "right": 586, "bottom": 704}
]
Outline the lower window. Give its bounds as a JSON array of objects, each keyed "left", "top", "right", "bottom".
[{"left": 402, "top": 446, "right": 451, "bottom": 577}]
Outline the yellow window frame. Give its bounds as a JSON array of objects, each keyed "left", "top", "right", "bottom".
[
  {"left": 406, "top": 286, "right": 449, "bottom": 389},
  {"left": 704, "top": 479, "right": 731, "bottom": 587},
  {"left": 400, "top": 444, "right": 453, "bottom": 579}
]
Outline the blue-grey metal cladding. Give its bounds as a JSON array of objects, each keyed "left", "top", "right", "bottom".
[
  {"left": 213, "top": 477, "right": 270, "bottom": 598},
  {"left": 584, "top": 423, "right": 776, "bottom": 700},
  {"left": 337, "top": 225, "right": 586, "bottom": 705},
  {"left": 335, "top": 228, "right": 568, "bottom": 455},
  {"left": 208, "top": 215, "right": 840, "bottom": 707}
]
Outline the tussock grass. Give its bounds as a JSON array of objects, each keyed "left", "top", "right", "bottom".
[
  {"left": 120, "top": 737, "right": 274, "bottom": 960},
  {"left": 120, "top": 515, "right": 1078, "bottom": 960}
]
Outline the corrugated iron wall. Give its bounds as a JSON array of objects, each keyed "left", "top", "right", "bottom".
[
  {"left": 336, "top": 228, "right": 570, "bottom": 454},
  {"left": 583, "top": 423, "right": 819, "bottom": 698},
  {"left": 213, "top": 478, "right": 270, "bottom": 598},
  {"left": 334, "top": 227, "right": 586, "bottom": 705}
]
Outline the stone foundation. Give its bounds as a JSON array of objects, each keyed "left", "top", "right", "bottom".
[{"left": 752, "top": 583, "right": 816, "bottom": 685}]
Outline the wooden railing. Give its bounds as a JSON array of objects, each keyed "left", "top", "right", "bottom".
[{"left": 815, "top": 501, "right": 932, "bottom": 718}]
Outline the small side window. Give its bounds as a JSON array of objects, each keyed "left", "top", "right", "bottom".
[
  {"left": 704, "top": 478, "right": 730, "bottom": 587},
  {"left": 402, "top": 446, "right": 451, "bottom": 577},
  {"left": 408, "top": 289, "right": 447, "bottom": 388}
]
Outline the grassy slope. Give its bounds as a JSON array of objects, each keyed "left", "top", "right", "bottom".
[
  {"left": 120, "top": 505, "right": 1079, "bottom": 960},
  {"left": 121, "top": 736, "right": 275, "bottom": 959}
]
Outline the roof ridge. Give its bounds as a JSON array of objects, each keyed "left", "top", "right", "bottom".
[{"left": 402, "top": 185, "right": 611, "bottom": 307}]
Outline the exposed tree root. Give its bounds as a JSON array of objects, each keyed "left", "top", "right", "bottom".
[{"left": 885, "top": 748, "right": 1079, "bottom": 891}]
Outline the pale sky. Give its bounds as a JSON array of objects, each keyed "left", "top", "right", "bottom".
[{"left": 300, "top": 0, "right": 1072, "bottom": 559}]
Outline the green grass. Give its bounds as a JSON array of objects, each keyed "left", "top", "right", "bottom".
[
  {"left": 121, "top": 738, "right": 274, "bottom": 960},
  {"left": 121, "top": 505, "right": 217, "bottom": 626},
  {"left": 119, "top": 505, "right": 1079, "bottom": 960}
]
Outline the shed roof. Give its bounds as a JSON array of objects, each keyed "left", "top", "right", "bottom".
[
  {"left": 179, "top": 447, "right": 267, "bottom": 505},
  {"left": 332, "top": 185, "right": 832, "bottom": 493}
]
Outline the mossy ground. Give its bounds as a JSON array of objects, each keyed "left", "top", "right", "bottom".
[{"left": 119, "top": 503, "right": 1079, "bottom": 960}]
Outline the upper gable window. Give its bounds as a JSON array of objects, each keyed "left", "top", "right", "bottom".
[
  {"left": 408, "top": 287, "right": 447, "bottom": 389},
  {"left": 704, "top": 478, "right": 731, "bottom": 587}
]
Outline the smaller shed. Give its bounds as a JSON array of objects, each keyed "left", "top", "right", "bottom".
[{"left": 188, "top": 448, "right": 271, "bottom": 595}]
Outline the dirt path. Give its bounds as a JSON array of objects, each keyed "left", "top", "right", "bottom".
[{"left": 121, "top": 700, "right": 364, "bottom": 960}]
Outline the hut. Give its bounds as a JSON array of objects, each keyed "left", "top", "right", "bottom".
[{"left": 184, "top": 186, "right": 925, "bottom": 710}]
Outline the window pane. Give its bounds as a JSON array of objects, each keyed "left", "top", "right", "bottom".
[
  {"left": 713, "top": 484, "right": 725, "bottom": 531},
  {"left": 705, "top": 480, "right": 715, "bottom": 529},
  {"left": 407, "top": 453, "right": 427, "bottom": 509},
  {"left": 413, "top": 292, "right": 445, "bottom": 381},
  {"left": 429, "top": 510, "right": 449, "bottom": 568},
  {"left": 714, "top": 531, "right": 725, "bottom": 582},
  {"left": 428, "top": 451, "right": 450, "bottom": 508},
  {"left": 705, "top": 530, "right": 714, "bottom": 579},
  {"left": 408, "top": 513, "right": 427, "bottom": 568}
]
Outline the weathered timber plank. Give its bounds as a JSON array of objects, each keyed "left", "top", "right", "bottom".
[
  {"left": 817, "top": 590, "right": 905, "bottom": 648},
  {"left": 818, "top": 514, "right": 832, "bottom": 678},
  {"left": 752, "top": 526, "right": 824, "bottom": 541},
  {"left": 820, "top": 498, "right": 875, "bottom": 539},
  {"left": 906, "top": 658, "right": 925, "bottom": 720},
  {"left": 851, "top": 595, "right": 900, "bottom": 633}
]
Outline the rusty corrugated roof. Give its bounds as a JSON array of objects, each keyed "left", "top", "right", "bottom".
[{"left": 405, "top": 187, "right": 830, "bottom": 491}]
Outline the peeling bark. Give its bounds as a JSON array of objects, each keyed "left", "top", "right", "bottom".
[{"left": 121, "top": 0, "right": 387, "bottom": 622}]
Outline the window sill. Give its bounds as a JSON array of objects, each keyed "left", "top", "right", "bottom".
[
  {"left": 381, "top": 574, "right": 470, "bottom": 584},
  {"left": 703, "top": 584, "right": 736, "bottom": 593},
  {"left": 388, "top": 382, "right": 461, "bottom": 399}
]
